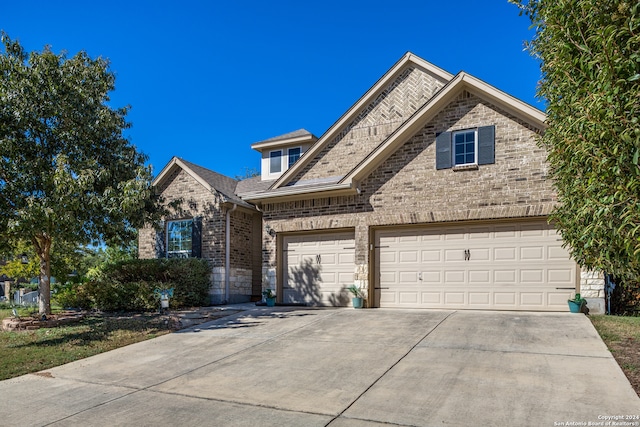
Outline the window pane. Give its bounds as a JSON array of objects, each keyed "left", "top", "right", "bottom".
[
  {"left": 288, "top": 147, "right": 301, "bottom": 168},
  {"left": 270, "top": 151, "right": 281, "bottom": 173},
  {"left": 167, "top": 219, "right": 192, "bottom": 258},
  {"left": 453, "top": 130, "right": 476, "bottom": 165}
]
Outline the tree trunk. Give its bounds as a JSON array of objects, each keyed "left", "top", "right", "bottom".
[{"left": 33, "top": 234, "right": 52, "bottom": 315}]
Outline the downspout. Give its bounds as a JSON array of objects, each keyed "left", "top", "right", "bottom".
[{"left": 225, "top": 203, "right": 237, "bottom": 303}]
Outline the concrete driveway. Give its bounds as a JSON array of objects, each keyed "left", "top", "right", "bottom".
[{"left": 1, "top": 306, "right": 638, "bottom": 426}]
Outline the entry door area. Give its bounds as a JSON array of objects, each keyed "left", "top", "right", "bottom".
[
  {"left": 282, "top": 232, "right": 355, "bottom": 306},
  {"left": 375, "top": 220, "right": 577, "bottom": 311}
]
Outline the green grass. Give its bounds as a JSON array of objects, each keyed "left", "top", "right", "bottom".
[
  {"left": 591, "top": 315, "right": 640, "bottom": 396},
  {"left": 0, "top": 313, "right": 173, "bottom": 380},
  {"left": 591, "top": 315, "right": 640, "bottom": 343}
]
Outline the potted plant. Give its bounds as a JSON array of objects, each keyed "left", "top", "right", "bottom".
[
  {"left": 347, "top": 285, "right": 365, "bottom": 309},
  {"left": 568, "top": 293, "right": 584, "bottom": 313},
  {"left": 262, "top": 288, "right": 276, "bottom": 307}
]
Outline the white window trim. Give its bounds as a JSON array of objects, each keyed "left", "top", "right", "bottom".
[
  {"left": 452, "top": 128, "right": 478, "bottom": 167},
  {"left": 268, "top": 149, "right": 282, "bottom": 176},
  {"left": 166, "top": 219, "right": 193, "bottom": 259},
  {"left": 287, "top": 146, "right": 301, "bottom": 168}
]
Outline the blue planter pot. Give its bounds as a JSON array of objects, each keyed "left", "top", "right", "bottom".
[
  {"left": 266, "top": 297, "right": 276, "bottom": 307},
  {"left": 352, "top": 297, "right": 363, "bottom": 309},
  {"left": 568, "top": 300, "right": 583, "bottom": 313}
]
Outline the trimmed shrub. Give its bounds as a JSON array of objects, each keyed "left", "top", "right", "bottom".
[{"left": 86, "top": 258, "right": 211, "bottom": 311}]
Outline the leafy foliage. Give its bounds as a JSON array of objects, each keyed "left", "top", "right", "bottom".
[
  {"left": 512, "top": 0, "right": 640, "bottom": 280},
  {"left": 0, "top": 33, "right": 163, "bottom": 313},
  {"left": 75, "top": 258, "right": 211, "bottom": 311}
]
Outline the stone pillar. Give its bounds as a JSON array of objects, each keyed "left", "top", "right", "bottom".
[
  {"left": 580, "top": 270, "right": 605, "bottom": 314},
  {"left": 355, "top": 224, "right": 369, "bottom": 304}
]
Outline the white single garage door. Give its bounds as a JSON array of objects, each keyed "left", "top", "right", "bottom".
[
  {"left": 376, "top": 220, "right": 576, "bottom": 311},
  {"left": 283, "top": 232, "right": 355, "bottom": 306}
]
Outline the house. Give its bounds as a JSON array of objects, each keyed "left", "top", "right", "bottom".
[{"left": 140, "top": 52, "right": 605, "bottom": 313}]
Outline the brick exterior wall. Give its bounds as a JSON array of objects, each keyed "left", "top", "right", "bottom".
[
  {"left": 260, "top": 90, "right": 605, "bottom": 312},
  {"left": 138, "top": 168, "right": 261, "bottom": 303},
  {"left": 290, "top": 66, "right": 446, "bottom": 183}
]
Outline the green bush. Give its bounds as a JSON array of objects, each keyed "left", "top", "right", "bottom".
[
  {"left": 85, "top": 258, "right": 211, "bottom": 311},
  {"left": 53, "top": 283, "right": 93, "bottom": 310}
]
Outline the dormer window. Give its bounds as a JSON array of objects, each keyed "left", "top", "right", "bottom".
[
  {"left": 251, "top": 129, "right": 318, "bottom": 180},
  {"left": 288, "top": 147, "right": 301, "bottom": 168},
  {"left": 270, "top": 150, "right": 282, "bottom": 174}
]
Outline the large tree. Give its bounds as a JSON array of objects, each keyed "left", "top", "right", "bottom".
[
  {"left": 512, "top": 0, "right": 640, "bottom": 282},
  {"left": 0, "top": 33, "right": 160, "bottom": 314}
]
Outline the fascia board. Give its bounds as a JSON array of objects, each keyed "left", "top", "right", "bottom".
[
  {"left": 242, "top": 182, "right": 355, "bottom": 203},
  {"left": 460, "top": 73, "right": 547, "bottom": 129},
  {"left": 269, "top": 52, "right": 454, "bottom": 191},
  {"left": 250, "top": 135, "right": 317, "bottom": 151}
]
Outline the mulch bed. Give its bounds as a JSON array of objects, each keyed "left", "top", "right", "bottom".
[{"left": 2, "top": 307, "right": 241, "bottom": 332}]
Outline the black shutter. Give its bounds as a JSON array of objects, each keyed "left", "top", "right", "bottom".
[
  {"left": 478, "top": 125, "right": 495, "bottom": 165},
  {"left": 435, "top": 131, "right": 452, "bottom": 170},
  {"left": 155, "top": 222, "right": 166, "bottom": 258},
  {"left": 191, "top": 217, "right": 202, "bottom": 258}
]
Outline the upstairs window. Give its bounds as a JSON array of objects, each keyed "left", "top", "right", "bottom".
[
  {"left": 288, "top": 147, "right": 301, "bottom": 168},
  {"left": 270, "top": 150, "right": 282, "bottom": 174},
  {"left": 453, "top": 130, "right": 477, "bottom": 166},
  {"left": 436, "top": 125, "right": 495, "bottom": 170},
  {"left": 167, "top": 219, "right": 193, "bottom": 258}
]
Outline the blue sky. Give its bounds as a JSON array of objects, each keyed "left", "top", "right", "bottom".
[{"left": 2, "top": 0, "right": 540, "bottom": 179}]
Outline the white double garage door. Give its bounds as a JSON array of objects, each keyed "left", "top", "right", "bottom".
[{"left": 283, "top": 219, "right": 576, "bottom": 311}]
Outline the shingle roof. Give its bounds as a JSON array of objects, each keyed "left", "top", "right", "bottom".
[
  {"left": 253, "top": 129, "right": 314, "bottom": 144},
  {"left": 235, "top": 176, "right": 275, "bottom": 196},
  {"left": 177, "top": 158, "right": 253, "bottom": 208}
]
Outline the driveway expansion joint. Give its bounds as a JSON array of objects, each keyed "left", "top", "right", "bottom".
[{"left": 325, "top": 310, "right": 457, "bottom": 427}]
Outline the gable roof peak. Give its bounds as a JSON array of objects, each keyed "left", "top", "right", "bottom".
[{"left": 153, "top": 156, "right": 255, "bottom": 209}]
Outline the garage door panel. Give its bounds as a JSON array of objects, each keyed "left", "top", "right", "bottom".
[
  {"left": 469, "top": 270, "right": 491, "bottom": 284},
  {"left": 469, "top": 292, "right": 491, "bottom": 305},
  {"left": 376, "top": 220, "right": 576, "bottom": 311},
  {"left": 444, "top": 270, "right": 465, "bottom": 283},
  {"left": 548, "top": 268, "right": 574, "bottom": 283},
  {"left": 444, "top": 293, "right": 465, "bottom": 304},
  {"left": 548, "top": 245, "right": 571, "bottom": 260},
  {"left": 421, "top": 292, "right": 441, "bottom": 304},
  {"left": 470, "top": 248, "right": 490, "bottom": 261},
  {"left": 422, "top": 271, "right": 441, "bottom": 282},
  {"left": 521, "top": 292, "right": 544, "bottom": 306},
  {"left": 421, "top": 250, "right": 441, "bottom": 262},
  {"left": 520, "top": 269, "right": 544, "bottom": 283},
  {"left": 399, "top": 292, "right": 419, "bottom": 303},
  {"left": 494, "top": 293, "right": 516, "bottom": 305},
  {"left": 494, "top": 247, "right": 516, "bottom": 261},
  {"left": 399, "top": 271, "right": 418, "bottom": 283},
  {"left": 379, "top": 251, "right": 396, "bottom": 263},
  {"left": 494, "top": 270, "right": 516, "bottom": 283},
  {"left": 445, "top": 250, "right": 464, "bottom": 262},
  {"left": 521, "top": 246, "right": 544, "bottom": 260},
  {"left": 399, "top": 251, "right": 418, "bottom": 263}
]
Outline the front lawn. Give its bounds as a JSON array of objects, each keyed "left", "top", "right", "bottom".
[
  {"left": 590, "top": 315, "right": 640, "bottom": 397},
  {"left": 0, "top": 312, "right": 173, "bottom": 380}
]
